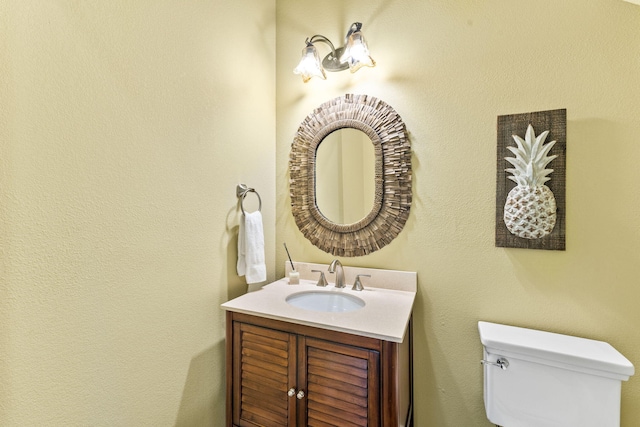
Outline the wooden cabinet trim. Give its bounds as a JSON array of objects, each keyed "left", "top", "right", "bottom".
[{"left": 230, "top": 311, "right": 384, "bottom": 351}]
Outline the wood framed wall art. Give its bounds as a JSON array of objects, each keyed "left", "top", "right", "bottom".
[{"left": 496, "top": 109, "right": 566, "bottom": 250}]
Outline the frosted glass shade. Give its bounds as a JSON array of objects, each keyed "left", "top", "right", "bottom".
[
  {"left": 340, "top": 29, "right": 376, "bottom": 73},
  {"left": 293, "top": 44, "right": 327, "bottom": 83}
]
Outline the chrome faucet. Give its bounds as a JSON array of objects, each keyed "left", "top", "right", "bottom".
[{"left": 328, "top": 259, "right": 345, "bottom": 288}]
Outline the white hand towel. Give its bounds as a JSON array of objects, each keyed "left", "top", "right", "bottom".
[
  {"left": 236, "top": 211, "right": 266, "bottom": 284},
  {"left": 236, "top": 218, "right": 246, "bottom": 277}
]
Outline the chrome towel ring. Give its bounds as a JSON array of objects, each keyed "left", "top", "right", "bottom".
[{"left": 236, "top": 184, "right": 262, "bottom": 215}]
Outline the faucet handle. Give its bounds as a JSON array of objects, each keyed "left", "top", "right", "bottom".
[
  {"left": 352, "top": 274, "right": 371, "bottom": 291},
  {"left": 311, "top": 270, "right": 329, "bottom": 287}
]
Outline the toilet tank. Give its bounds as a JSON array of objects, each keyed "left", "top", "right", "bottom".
[{"left": 478, "top": 321, "right": 634, "bottom": 427}]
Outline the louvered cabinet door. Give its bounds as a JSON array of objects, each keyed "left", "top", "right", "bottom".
[
  {"left": 299, "top": 337, "right": 381, "bottom": 427},
  {"left": 232, "top": 322, "right": 297, "bottom": 427}
]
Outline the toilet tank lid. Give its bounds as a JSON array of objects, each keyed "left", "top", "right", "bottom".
[{"left": 478, "top": 321, "right": 634, "bottom": 379}]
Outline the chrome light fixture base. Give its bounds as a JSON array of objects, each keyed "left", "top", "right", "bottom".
[{"left": 322, "top": 46, "right": 349, "bottom": 72}]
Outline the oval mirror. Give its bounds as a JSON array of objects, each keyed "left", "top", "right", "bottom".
[
  {"left": 289, "top": 94, "right": 411, "bottom": 257},
  {"left": 315, "top": 128, "right": 376, "bottom": 225}
]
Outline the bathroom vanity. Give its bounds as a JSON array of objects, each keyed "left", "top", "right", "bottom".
[{"left": 222, "top": 263, "right": 416, "bottom": 427}]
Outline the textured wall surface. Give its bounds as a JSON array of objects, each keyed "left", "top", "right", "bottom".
[
  {"left": 3, "top": 0, "right": 640, "bottom": 425},
  {"left": 276, "top": 0, "right": 640, "bottom": 425},
  {"left": 1, "top": 1, "right": 275, "bottom": 425}
]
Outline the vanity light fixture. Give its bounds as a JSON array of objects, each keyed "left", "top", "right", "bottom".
[{"left": 293, "top": 22, "right": 376, "bottom": 83}]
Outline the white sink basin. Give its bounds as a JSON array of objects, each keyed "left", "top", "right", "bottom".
[{"left": 286, "top": 291, "right": 365, "bottom": 313}]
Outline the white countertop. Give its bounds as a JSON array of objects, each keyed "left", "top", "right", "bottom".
[{"left": 221, "top": 266, "right": 417, "bottom": 343}]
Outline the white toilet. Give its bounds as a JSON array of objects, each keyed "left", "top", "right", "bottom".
[{"left": 478, "top": 321, "right": 634, "bottom": 427}]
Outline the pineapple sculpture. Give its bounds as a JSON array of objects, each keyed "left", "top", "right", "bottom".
[{"left": 504, "top": 124, "right": 558, "bottom": 239}]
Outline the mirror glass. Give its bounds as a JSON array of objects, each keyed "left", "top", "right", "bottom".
[{"left": 315, "top": 129, "right": 375, "bottom": 224}]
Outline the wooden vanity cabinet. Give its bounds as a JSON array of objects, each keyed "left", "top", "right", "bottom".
[{"left": 226, "top": 311, "right": 413, "bottom": 427}]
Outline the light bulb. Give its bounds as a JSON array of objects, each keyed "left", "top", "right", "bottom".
[
  {"left": 340, "top": 30, "right": 376, "bottom": 73},
  {"left": 293, "top": 44, "right": 326, "bottom": 83}
]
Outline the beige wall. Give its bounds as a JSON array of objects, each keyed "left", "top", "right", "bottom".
[
  {"left": 1, "top": 1, "right": 275, "bottom": 425},
  {"left": 277, "top": 0, "right": 640, "bottom": 425},
  {"left": 3, "top": 0, "right": 640, "bottom": 425}
]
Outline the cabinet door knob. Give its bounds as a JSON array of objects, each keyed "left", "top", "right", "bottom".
[
  {"left": 296, "top": 390, "right": 305, "bottom": 400},
  {"left": 287, "top": 388, "right": 296, "bottom": 397}
]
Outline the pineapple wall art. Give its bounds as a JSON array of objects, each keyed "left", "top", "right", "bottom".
[
  {"left": 496, "top": 109, "right": 566, "bottom": 250},
  {"left": 504, "top": 125, "right": 557, "bottom": 238}
]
